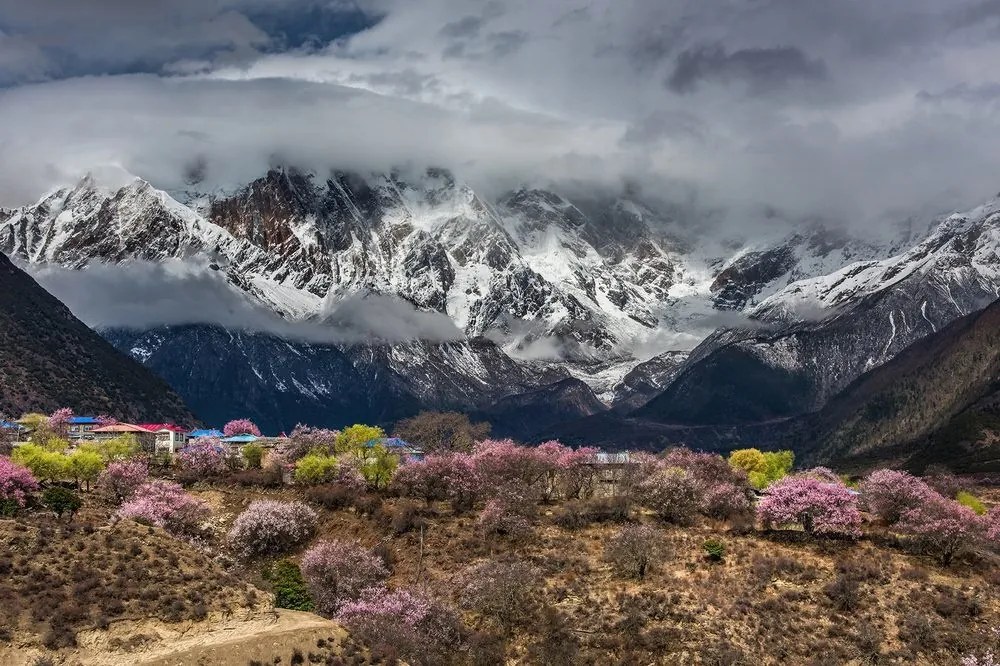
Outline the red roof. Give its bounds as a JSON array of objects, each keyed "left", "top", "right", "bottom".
[{"left": 137, "top": 423, "right": 188, "bottom": 433}]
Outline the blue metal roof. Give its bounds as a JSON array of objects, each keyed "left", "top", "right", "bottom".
[
  {"left": 364, "top": 437, "right": 415, "bottom": 449},
  {"left": 221, "top": 434, "right": 259, "bottom": 443},
  {"left": 189, "top": 429, "right": 224, "bottom": 438},
  {"left": 0, "top": 420, "right": 24, "bottom": 430},
  {"left": 69, "top": 416, "right": 100, "bottom": 425}
]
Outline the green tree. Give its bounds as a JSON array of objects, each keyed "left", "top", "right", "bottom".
[
  {"left": 728, "top": 448, "right": 793, "bottom": 490},
  {"left": 42, "top": 486, "right": 82, "bottom": 520},
  {"left": 360, "top": 442, "right": 399, "bottom": 490},
  {"left": 336, "top": 424, "right": 386, "bottom": 455},
  {"left": 242, "top": 443, "right": 265, "bottom": 469},
  {"left": 80, "top": 434, "right": 140, "bottom": 461},
  {"left": 12, "top": 444, "right": 68, "bottom": 483},
  {"left": 294, "top": 453, "right": 339, "bottom": 484},
  {"left": 266, "top": 560, "right": 315, "bottom": 611},
  {"left": 68, "top": 449, "right": 105, "bottom": 491}
]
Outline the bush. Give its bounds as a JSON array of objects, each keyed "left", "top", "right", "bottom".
[
  {"left": 478, "top": 496, "right": 533, "bottom": 541},
  {"left": 175, "top": 440, "right": 236, "bottom": 479},
  {"left": 701, "top": 482, "right": 753, "bottom": 521},
  {"left": 294, "top": 453, "right": 339, "bottom": 484},
  {"left": 384, "top": 501, "right": 426, "bottom": 536},
  {"left": 118, "top": 480, "right": 210, "bottom": 538},
  {"left": 605, "top": 524, "right": 661, "bottom": 579},
  {"left": 703, "top": 538, "right": 726, "bottom": 562},
  {"left": 987, "top": 508, "right": 1000, "bottom": 545},
  {"left": 242, "top": 443, "right": 265, "bottom": 469},
  {"left": 42, "top": 487, "right": 82, "bottom": 519},
  {"left": 266, "top": 560, "right": 314, "bottom": 612},
  {"left": 227, "top": 500, "right": 317, "bottom": 559},
  {"left": 756, "top": 477, "right": 863, "bottom": 537},
  {"left": 859, "top": 469, "right": 937, "bottom": 525},
  {"left": 336, "top": 587, "right": 464, "bottom": 664},
  {"left": 97, "top": 459, "right": 148, "bottom": 502},
  {"left": 956, "top": 491, "right": 987, "bottom": 516},
  {"left": 458, "top": 559, "right": 539, "bottom": 631},
  {"left": 0, "top": 455, "right": 39, "bottom": 514},
  {"left": 225, "top": 468, "right": 282, "bottom": 488},
  {"left": 300, "top": 540, "right": 389, "bottom": 616},
  {"left": 305, "top": 483, "right": 354, "bottom": 510},
  {"left": 639, "top": 467, "right": 702, "bottom": 525}
]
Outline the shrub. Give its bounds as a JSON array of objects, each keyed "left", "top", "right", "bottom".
[
  {"left": 299, "top": 540, "right": 389, "bottom": 616},
  {"left": 336, "top": 587, "right": 463, "bottom": 664},
  {"left": 728, "top": 448, "right": 794, "bottom": 490},
  {"left": 639, "top": 467, "right": 702, "bottom": 525},
  {"left": 97, "top": 459, "right": 148, "bottom": 502},
  {"left": 859, "top": 469, "right": 937, "bottom": 525},
  {"left": 0, "top": 455, "right": 39, "bottom": 514},
  {"left": 42, "top": 487, "right": 81, "bottom": 519},
  {"left": 701, "top": 481, "right": 753, "bottom": 520},
  {"left": 987, "top": 508, "right": 1000, "bottom": 544},
  {"left": 605, "top": 524, "right": 661, "bottom": 579},
  {"left": 458, "top": 559, "right": 539, "bottom": 631},
  {"left": 266, "top": 560, "right": 314, "bottom": 612},
  {"left": 175, "top": 440, "right": 236, "bottom": 479},
  {"left": 384, "top": 501, "right": 426, "bottom": 535},
  {"left": 897, "top": 495, "right": 985, "bottom": 565},
  {"left": 956, "top": 491, "right": 987, "bottom": 516},
  {"left": 223, "top": 418, "right": 262, "bottom": 437},
  {"left": 118, "top": 480, "right": 210, "bottom": 537},
  {"left": 305, "top": 483, "right": 353, "bottom": 510},
  {"left": 294, "top": 453, "right": 339, "bottom": 484},
  {"left": 227, "top": 500, "right": 317, "bottom": 559},
  {"left": 478, "top": 496, "right": 533, "bottom": 541},
  {"left": 824, "top": 573, "right": 860, "bottom": 611},
  {"left": 756, "top": 477, "right": 862, "bottom": 537},
  {"left": 242, "top": 443, "right": 264, "bottom": 469},
  {"left": 703, "top": 538, "right": 726, "bottom": 562},
  {"left": 226, "top": 468, "right": 282, "bottom": 488}
]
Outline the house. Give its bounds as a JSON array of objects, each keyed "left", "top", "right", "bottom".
[
  {"left": 189, "top": 428, "right": 224, "bottom": 439},
  {"left": 90, "top": 423, "right": 157, "bottom": 451},
  {"left": 138, "top": 424, "right": 190, "bottom": 455},
  {"left": 67, "top": 416, "right": 101, "bottom": 440}
]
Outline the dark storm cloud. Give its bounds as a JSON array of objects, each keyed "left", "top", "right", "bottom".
[{"left": 666, "top": 44, "right": 828, "bottom": 94}]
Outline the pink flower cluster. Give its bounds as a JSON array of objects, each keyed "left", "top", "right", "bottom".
[
  {"left": 897, "top": 494, "right": 986, "bottom": 565},
  {"left": 756, "top": 476, "right": 863, "bottom": 537},
  {"left": 859, "top": 469, "right": 937, "bottom": 525},
  {"left": 227, "top": 499, "right": 317, "bottom": 558},
  {"left": 0, "top": 456, "right": 39, "bottom": 508},
  {"left": 988, "top": 508, "right": 1000, "bottom": 543},
  {"left": 117, "top": 480, "right": 209, "bottom": 536},
  {"left": 47, "top": 407, "right": 74, "bottom": 437},
  {"left": 98, "top": 459, "right": 149, "bottom": 502},
  {"left": 223, "top": 418, "right": 262, "bottom": 437},
  {"left": 300, "top": 539, "right": 389, "bottom": 616},
  {"left": 175, "top": 439, "right": 237, "bottom": 478}
]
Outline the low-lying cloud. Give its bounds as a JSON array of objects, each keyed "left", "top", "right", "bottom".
[{"left": 25, "top": 259, "right": 465, "bottom": 345}]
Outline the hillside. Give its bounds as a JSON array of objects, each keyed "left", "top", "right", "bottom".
[
  {"left": 0, "top": 252, "right": 195, "bottom": 422},
  {"left": 801, "top": 297, "right": 1000, "bottom": 473}
]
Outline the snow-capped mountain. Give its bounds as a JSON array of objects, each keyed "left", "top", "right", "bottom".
[
  {"left": 0, "top": 165, "right": 931, "bottom": 430},
  {"left": 638, "top": 197, "right": 1000, "bottom": 426}
]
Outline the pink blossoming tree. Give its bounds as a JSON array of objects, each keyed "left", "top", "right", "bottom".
[
  {"left": 859, "top": 469, "right": 937, "bottom": 525},
  {"left": 175, "top": 439, "right": 238, "bottom": 478},
  {"left": 0, "top": 456, "right": 39, "bottom": 515},
  {"left": 227, "top": 499, "right": 317, "bottom": 558},
  {"left": 897, "top": 495, "right": 985, "bottom": 565},
  {"left": 300, "top": 539, "right": 389, "bottom": 616},
  {"left": 756, "top": 477, "right": 863, "bottom": 537},
  {"left": 98, "top": 459, "right": 149, "bottom": 502},
  {"left": 117, "top": 480, "right": 209, "bottom": 537},
  {"left": 223, "top": 418, "right": 262, "bottom": 437}
]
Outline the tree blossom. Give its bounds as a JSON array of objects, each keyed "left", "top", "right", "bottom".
[
  {"left": 117, "top": 480, "right": 209, "bottom": 537},
  {"left": 897, "top": 495, "right": 986, "bottom": 565},
  {"left": 281, "top": 425, "right": 340, "bottom": 460},
  {"left": 227, "top": 499, "right": 317, "bottom": 558},
  {"left": 701, "top": 481, "right": 753, "bottom": 520},
  {"left": 223, "top": 418, "right": 262, "bottom": 437},
  {"left": 98, "top": 459, "right": 149, "bottom": 502},
  {"left": 639, "top": 467, "right": 702, "bottom": 525},
  {"left": 472, "top": 439, "right": 551, "bottom": 501},
  {"left": 756, "top": 477, "right": 863, "bottom": 537},
  {"left": 336, "top": 587, "right": 463, "bottom": 664},
  {"left": 175, "top": 439, "right": 238, "bottom": 478},
  {"left": 0, "top": 455, "right": 39, "bottom": 511},
  {"left": 46, "top": 407, "right": 74, "bottom": 439},
  {"left": 859, "top": 469, "right": 938, "bottom": 525},
  {"left": 392, "top": 452, "right": 482, "bottom": 512},
  {"left": 300, "top": 539, "right": 389, "bottom": 616},
  {"left": 796, "top": 467, "right": 842, "bottom": 484},
  {"left": 987, "top": 507, "right": 1000, "bottom": 544}
]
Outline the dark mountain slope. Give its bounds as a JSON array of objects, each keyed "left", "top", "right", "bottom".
[
  {"left": 0, "top": 252, "right": 195, "bottom": 422},
  {"left": 801, "top": 297, "right": 1000, "bottom": 472}
]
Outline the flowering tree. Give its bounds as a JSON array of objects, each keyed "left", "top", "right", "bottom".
[
  {"left": 796, "top": 467, "right": 843, "bottom": 484},
  {"left": 279, "top": 425, "right": 340, "bottom": 461},
  {"left": 0, "top": 456, "right": 39, "bottom": 515},
  {"left": 662, "top": 448, "right": 753, "bottom": 520},
  {"left": 756, "top": 477, "right": 862, "bottom": 537},
  {"left": 175, "top": 439, "right": 237, "bottom": 478},
  {"left": 639, "top": 467, "right": 702, "bottom": 525},
  {"left": 701, "top": 481, "right": 753, "bottom": 520},
  {"left": 300, "top": 540, "right": 389, "bottom": 615},
  {"left": 605, "top": 524, "right": 661, "bottom": 579},
  {"left": 987, "top": 507, "right": 1000, "bottom": 545},
  {"left": 473, "top": 439, "right": 551, "bottom": 502},
  {"left": 46, "top": 407, "right": 74, "bottom": 439},
  {"left": 859, "top": 469, "right": 937, "bottom": 525},
  {"left": 458, "top": 559, "right": 540, "bottom": 631},
  {"left": 95, "top": 414, "right": 119, "bottom": 427},
  {"left": 478, "top": 496, "right": 533, "bottom": 541},
  {"left": 897, "top": 495, "right": 986, "bottom": 565},
  {"left": 117, "top": 480, "right": 209, "bottom": 537},
  {"left": 392, "top": 455, "right": 453, "bottom": 505},
  {"left": 98, "top": 459, "right": 149, "bottom": 502},
  {"left": 227, "top": 499, "right": 317, "bottom": 558},
  {"left": 336, "top": 587, "right": 463, "bottom": 664},
  {"left": 223, "top": 418, "right": 262, "bottom": 437}
]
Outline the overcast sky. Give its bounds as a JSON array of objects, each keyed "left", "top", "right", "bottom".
[{"left": 2, "top": 0, "right": 1000, "bottom": 230}]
